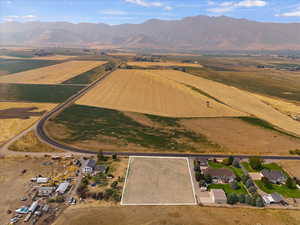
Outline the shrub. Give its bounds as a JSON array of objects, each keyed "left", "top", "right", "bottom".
[
  {"left": 111, "top": 181, "right": 118, "bottom": 189},
  {"left": 256, "top": 196, "right": 265, "bottom": 207},
  {"left": 248, "top": 186, "right": 257, "bottom": 194},
  {"left": 249, "top": 157, "right": 264, "bottom": 170},
  {"left": 204, "top": 174, "right": 212, "bottom": 184},
  {"left": 230, "top": 181, "right": 240, "bottom": 190},
  {"left": 286, "top": 177, "right": 297, "bottom": 189},
  {"left": 227, "top": 193, "right": 239, "bottom": 205},
  {"left": 245, "top": 195, "right": 252, "bottom": 205},
  {"left": 195, "top": 171, "right": 202, "bottom": 182},
  {"left": 246, "top": 179, "right": 254, "bottom": 188},
  {"left": 232, "top": 158, "right": 240, "bottom": 168},
  {"left": 238, "top": 194, "right": 245, "bottom": 203}
]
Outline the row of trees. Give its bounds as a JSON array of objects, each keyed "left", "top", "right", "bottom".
[{"left": 227, "top": 193, "right": 264, "bottom": 207}]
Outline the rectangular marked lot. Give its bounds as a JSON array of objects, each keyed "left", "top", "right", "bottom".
[{"left": 121, "top": 156, "right": 196, "bottom": 205}]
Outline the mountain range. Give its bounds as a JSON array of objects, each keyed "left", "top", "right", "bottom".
[{"left": 1, "top": 15, "right": 300, "bottom": 50}]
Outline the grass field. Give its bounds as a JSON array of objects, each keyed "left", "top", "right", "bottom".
[
  {"left": 121, "top": 157, "right": 196, "bottom": 205},
  {"left": 0, "top": 60, "right": 107, "bottom": 84},
  {"left": 52, "top": 205, "right": 300, "bottom": 225},
  {"left": 127, "top": 61, "right": 202, "bottom": 68},
  {"left": 62, "top": 63, "right": 107, "bottom": 84},
  {"left": 208, "top": 183, "right": 248, "bottom": 195},
  {"left": 47, "top": 104, "right": 220, "bottom": 153},
  {"left": 155, "top": 69, "right": 300, "bottom": 137},
  {"left": 8, "top": 131, "right": 62, "bottom": 152},
  {"left": 0, "top": 59, "right": 61, "bottom": 75},
  {"left": 0, "top": 83, "right": 84, "bottom": 102},
  {"left": 255, "top": 180, "right": 300, "bottom": 198},
  {"left": 76, "top": 69, "right": 244, "bottom": 118},
  {"left": 0, "top": 102, "right": 56, "bottom": 145}
]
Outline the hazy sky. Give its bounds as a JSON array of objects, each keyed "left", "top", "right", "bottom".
[{"left": 1, "top": 0, "right": 300, "bottom": 24}]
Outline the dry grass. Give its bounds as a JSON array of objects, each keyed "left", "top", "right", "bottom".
[
  {"left": 0, "top": 55, "right": 24, "bottom": 59},
  {"left": 0, "top": 60, "right": 107, "bottom": 84},
  {"left": 0, "top": 102, "right": 56, "bottom": 145},
  {"left": 107, "top": 52, "right": 136, "bottom": 56},
  {"left": 76, "top": 69, "right": 245, "bottom": 117},
  {"left": 8, "top": 131, "right": 62, "bottom": 152},
  {"left": 252, "top": 93, "right": 300, "bottom": 117},
  {"left": 52, "top": 205, "right": 300, "bottom": 225},
  {"left": 182, "top": 118, "right": 300, "bottom": 155},
  {"left": 127, "top": 61, "right": 202, "bottom": 68},
  {"left": 121, "top": 157, "right": 195, "bottom": 205},
  {"left": 155, "top": 69, "right": 300, "bottom": 137},
  {"left": 278, "top": 160, "right": 300, "bottom": 178},
  {"left": 30, "top": 55, "right": 78, "bottom": 60}
]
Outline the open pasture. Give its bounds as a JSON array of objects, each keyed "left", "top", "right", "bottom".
[
  {"left": 76, "top": 69, "right": 244, "bottom": 118},
  {"left": 0, "top": 83, "right": 84, "bottom": 103},
  {"left": 0, "top": 59, "right": 61, "bottom": 75},
  {"left": 127, "top": 61, "right": 202, "bottom": 68},
  {"left": 121, "top": 157, "right": 196, "bottom": 205},
  {"left": 0, "top": 60, "right": 106, "bottom": 84},
  {"left": 154, "top": 70, "right": 300, "bottom": 137},
  {"left": 0, "top": 102, "right": 56, "bottom": 145}
]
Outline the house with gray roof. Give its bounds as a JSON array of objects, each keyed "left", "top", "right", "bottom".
[
  {"left": 204, "top": 167, "right": 236, "bottom": 183},
  {"left": 261, "top": 169, "right": 287, "bottom": 184}
]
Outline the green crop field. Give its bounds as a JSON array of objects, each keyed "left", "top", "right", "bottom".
[
  {"left": 50, "top": 104, "right": 221, "bottom": 152},
  {"left": 0, "top": 59, "right": 62, "bottom": 75},
  {"left": 0, "top": 83, "right": 84, "bottom": 103}
]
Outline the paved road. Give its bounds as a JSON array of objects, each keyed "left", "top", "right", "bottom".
[{"left": 33, "top": 65, "right": 300, "bottom": 161}]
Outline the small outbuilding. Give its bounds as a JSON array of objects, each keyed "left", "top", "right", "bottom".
[
  {"left": 210, "top": 189, "right": 227, "bottom": 204},
  {"left": 37, "top": 177, "right": 49, "bottom": 184},
  {"left": 262, "top": 192, "right": 287, "bottom": 205},
  {"left": 82, "top": 159, "right": 96, "bottom": 173},
  {"left": 56, "top": 182, "right": 70, "bottom": 194},
  {"left": 95, "top": 165, "right": 108, "bottom": 174},
  {"left": 38, "top": 186, "right": 55, "bottom": 197}
]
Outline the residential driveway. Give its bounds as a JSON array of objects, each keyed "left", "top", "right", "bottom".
[{"left": 249, "top": 172, "right": 262, "bottom": 180}]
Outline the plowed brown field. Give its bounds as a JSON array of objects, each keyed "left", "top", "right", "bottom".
[
  {"left": 0, "top": 60, "right": 106, "bottom": 84},
  {"left": 76, "top": 69, "right": 245, "bottom": 117}
]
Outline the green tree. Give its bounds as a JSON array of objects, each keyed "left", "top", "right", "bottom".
[
  {"left": 204, "top": 174, "right": 212, "bottom": 184},
  {"left": 97, "top": 151, "right": 105, "bottom": 162},
  {"left": 245, "top": 194, "right": 252, "bottom": 205},
  {"left": 195, "top": 171, "right": 202, "bottom": 182},
  {"left": 227, "top": 193, "right": 239, "bottom": 205},
  {"left": 112, "top": 153, "right": 118, "bottom": 161},
  {"left": 246, "top": 179, "right": 254, "bottom": 188},
  {"left": 248, "top": 186, "right": 257, "bottom": 194},
  {"left": 256, "top": 196, "right": 265, "bottom": 207},
  {"left": 249, "top": 157, "right": 264, "bottom": 171},
  {"left": 111, "top": 181, "right": 118, "bottom": 189},
  {"left": 230, "top": 181, "right": 240, "bottom": 190},
  {"left": 238, "top": 194, "right": 245, "bottom": 203},
  {"left": 232, "top": 158, "right": 240, "bottom": 168},
  {"left": 286, "top": 177, "right": 297, "bottom": 189},
  {"left": 241, "top": 175, "right": 250, "bottom": 184},
  {"left": 261, "top": 177, "right": 272, "bottom": 189}
]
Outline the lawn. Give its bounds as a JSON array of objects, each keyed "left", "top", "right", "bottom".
[
  {"left": 208, "top": 161, "right": 244, "bottom": 177},
  {"left": 255, "top": 180, "right": 300, "bottom": 198},
  {"left": 242, "top": 162, "right": 288, "bottom": 174},
  {"left": 208, "top": 183, "right": 248, "bottom": 195}
]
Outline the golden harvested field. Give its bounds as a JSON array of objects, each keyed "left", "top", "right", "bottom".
[
  {"left": 252, "top": 93, "right": 300, "bottom": 117},
  {"left": 154, "top": 70, "right": 300, "bottom": 137},
  {"left": 278, "top": 160, "right": 300, "bottom": 178},
  {"left": 0, "top": 55, "right": 24, "bottom": 59},
  {"left": 76, "top": 69, "right": 245, "bottom": 117},
  {"left": 31, "top": 55, "right": 78, "bottom": 60},
  {"left": 127, "top": 61, "right": 202, "bottom": 68},
  {"left": 0, "top": 102, "right": 56, "bottom": 144},
  {"left": 0, "top": 60, "right": 107, "bottom": 84},
  {"left": 53, "top": 205, "right": 300, "bottom": 225}
]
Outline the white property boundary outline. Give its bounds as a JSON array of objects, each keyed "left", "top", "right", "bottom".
[{"left": 120, "top": 156, "right": 197, "bottom": 206}]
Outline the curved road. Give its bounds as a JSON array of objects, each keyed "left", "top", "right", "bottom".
[{"left": 36, "top": 66, "right": 300, "bottom": 160}]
